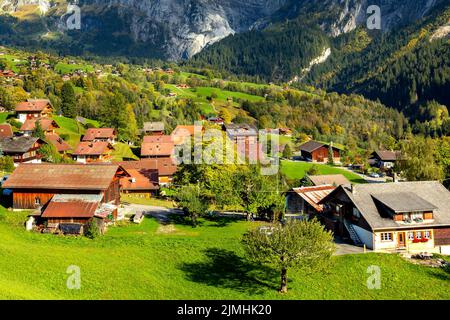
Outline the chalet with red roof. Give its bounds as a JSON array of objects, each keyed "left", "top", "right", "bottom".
[
  {"left": 0, "top": 136, "right": 46, "bottom": 164},
  {"left": 15, "top": 99, "right": 53, "bottom": 123},
  {"left": 2, "top": 164, "right": 130, "bottom": 234},
  {"left": 20, "top": 118, "right": 59, "bottom": 136},
  {"left": 73, "top": 141, "right": 114, "bottom": 163},
  {"left": 141, "top": 135, "right": 175, "bottom": 159},
  {"left": 45, "top": 133, "right": 72, "bottom": 154},
  {"left": 82, "top": 128, "right": 117, "bottom": 144},
  {"left": 117, "top": 158, "right": 178, "bottom": 187}
]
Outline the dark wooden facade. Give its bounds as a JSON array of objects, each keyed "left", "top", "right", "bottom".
[{"left": 302, "top": 146, "right": 340, "bottom": 163}]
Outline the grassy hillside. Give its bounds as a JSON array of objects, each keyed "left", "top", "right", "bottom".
[
  {"left": 281, "top": 160, "right": 365, "bottom": 183},
  {"left": 0, "top": 208, "right": 448, "bottom": 299}
]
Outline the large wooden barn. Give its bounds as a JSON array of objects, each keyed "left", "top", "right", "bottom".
[{"left": 3, "top": 164, "right": 130, "bottom": 234}]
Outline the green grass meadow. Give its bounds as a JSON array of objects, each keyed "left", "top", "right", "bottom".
[
  {"left": 281, "top": 160, "right": 366, "bottom": 183},
  {"left": 0, "top": 208, "right": 448, "bottom": 300}
]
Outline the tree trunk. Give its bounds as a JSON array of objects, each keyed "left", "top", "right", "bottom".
[{"left": 279, "top": 268, "right": 288, "bottom": 293}]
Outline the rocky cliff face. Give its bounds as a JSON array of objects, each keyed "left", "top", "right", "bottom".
[{"left": 0, "top": 0, "right": 444, "bottom": 59}]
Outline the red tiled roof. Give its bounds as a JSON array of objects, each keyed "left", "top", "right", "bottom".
[
  {"left": 20, "top": 118, "right": 59, "bottom": 132},
  {"left": 15, "top": 99, "right": 52, "bottom": 112},
  {"left": 0, "top": 124, "right": 13, "bottom": 138},
  {"left": 116, "top": 159, "right": 177, "bottom": 176},
  {"left": 141, "top": 135, "right": 174, "bottom": 157},
  {"left": 82, "top": 128, "right": 116, "bottom": 141},
  {"left": 2, "top": 164, "right": 123, "bottom": 190},
  {"left": 120, "top": 168, "right": 159, "bottom": 191},
  {"left": 45, "top": 133, "right": 72, "bottom": 153},
  {"left": 73, "top": 141, "right": 113, "bottom": 156}
]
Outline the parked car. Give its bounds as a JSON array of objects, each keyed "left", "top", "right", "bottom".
[{"left": 369, "top": 172, "right": 381, "bottom": 178}]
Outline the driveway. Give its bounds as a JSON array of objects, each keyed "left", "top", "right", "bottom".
[
  {"left": 123, "top": 204, "right": 182, "bottom": 223},
  {"left": 334, "top": 237, "right": 371, "bottom": 255}
]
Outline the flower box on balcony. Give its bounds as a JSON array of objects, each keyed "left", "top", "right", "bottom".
[
  {"left": 412, "top": 239, "right": 421, "bottom": 243},
  {"left": 421, "top": 238, "right": 429, "bottom": 243}
]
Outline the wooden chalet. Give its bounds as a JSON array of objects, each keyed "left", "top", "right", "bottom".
[
  {"left": 286, "top": 185, "right": 336, "bottom": 215},
  {"left": 319, "top": 181, "right": 450, "bottom": 254},
  {"left": 73, "top": 141, "right": 114, "bottom": 163},
  {"left": 0, "top": 70, "right": 16, "bottom": 78},
  {"left": 117, "top": 158, "right": 178, "bottom": 187},
  {"left": 143, "top": 122, "right": 165, "bottom": 135},
  {"left": 15, "top": 99, "right": 53, "bottom": 123},
  {"left": 0, "top": 136, "right": 45, "bottom": 164},
  {"left": 299, "top": 140, "right": 341, "bottom": 163},
  {"left": 2, "top": 164, "right": 130, "bottom": 233},
  {"left": 369, "top": 150, "right": 401, "bottom": 170},
  {"left": 171, "top": 125, "right": 203, "bottom": 145},
  {"left": 82, "top": 128, "right": 117, "bottom": 144},
  {"left": 45, "top": 133, "right": 72, "bottom": 154},
  {"left": 20, "top": 118, "right": 59, "bottom": 136},
  {"left": 141, "top": 135, "right": 175, "bottom": 159}
]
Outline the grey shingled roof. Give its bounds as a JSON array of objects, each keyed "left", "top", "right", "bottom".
[
  {"left": 300, "top": 140, "right": 326, "bottom": 153},
  {"left": 0, "top": 136, "right": 40, "bottom": 153},
  {"left": 333, "top": 181, "right": 450, "bottom": 230},
  {"left": 372, "top": 192, "right": 437, "bottom": 213},
  {"left": 143, "top": 122, "right": 165, "bottom": 132}
]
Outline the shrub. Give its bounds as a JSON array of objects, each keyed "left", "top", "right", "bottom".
[{"left": 85, "top": 220, "right": 101, "bottom": 239}]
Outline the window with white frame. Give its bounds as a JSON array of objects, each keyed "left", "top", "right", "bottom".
[
  {"left": 424, "top": 230, "right": 431, "bottom": 239},
  {"left": 408, "top": 232, "right": 414, "bottom": 240},
  {"left": 416, "top": 231, "right": 422, "bottom": 239},
  {"left": 381, "top": 233, "right": 393, "bottom": 241}
]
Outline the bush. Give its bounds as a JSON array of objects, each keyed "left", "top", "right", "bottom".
[
  {"left": 0, "top": 156, "right": 14, "bottom": 172},
  {"left": 85, "top": 220, "right": 101, "bottom": 239}
]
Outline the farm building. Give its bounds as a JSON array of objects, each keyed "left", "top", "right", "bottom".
[
  {"left": 141, "top": 135, "right": 175, "bottom": 159},
  {"left": 2, "top": 164, "right": 130, "bottom": 233},
  {"left": 286, "top": 185, "right": 336, "bottom": 215},
  {"left": 20, "top": 118, "right": 59, "bottom": 136},
  {"left": 369, "top": 150, "right": 401, "bottom": 169},
  {"left": 117, "top": 158, "right": 178, "bottom": 187},
  {"left": 143, "top": 122, "right": 165, "bottom": 135},
  {"left": 45, "top": 133, "right": 72, "bottom": 154},
  {"left": 82, "top": 128, "right": 117, "bottom": 144},
  {"left": 319, "top": 181, "right": 450, "bottom": 254},
  {"left": 73, "top": 141, "right": 114, "bottom": 163},
  {"left": 0, "top": 136, "right": 46, "bottom": 164},
  {"left": 299, "top": 140, "right": 341, "bottom": 163},
  {"left": 15, "top": 99, "right": 53, "bottom": 123}
]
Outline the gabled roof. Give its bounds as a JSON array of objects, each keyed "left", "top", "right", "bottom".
[
  {"left": 143, "top": 121, "right": 165, "bottom": 132},
  {"left": 45, "top": 133, "right": 72, "bottom": 153},
  {"left": 320, "top": 181, "right": 450, "bottom": 230},
  {"left": 141, "top": 136, "right": 174, "bottom": 157},
  {"left": 299, "top": 140, "right": 326, "bottom": 153},
  {"left": 372, "top": 192, "right": 437, "bottom": 213},
  {"left": 15, "top": 99, "right": 52, "bottom": 112},
  {"left": 0, "top": 136, "right": 43, "bottom": 153},
  {"left": 82, "top": 128, "right": 116, "bottom": 141},
  {"left": 308, "top": 174, "right": 350, "bottom": 186},
  {"left": 371, "top": 150, "right": 401, "bottom": 161},
  {"left": 73, "top": 141, "right": 113, "bottom": 156},
  {"left": 20, "top": 118, "right": 59, "bottom": 132},
  {"left": 224, "top": 123, "right": 258, "bottom": 137},
  {"left": 3, "top": 164, "right": 125, "bottom": 190},
  {"left": 120, "top": 168, "right": 159, "bottom": 191},
  {"left": 292, "top": 185, "right": 336, "bottom": 212},
  {"left": 116, "top": 158, "right": 177, "bottom": 176},
  {"left": 0, "top": 124, "right": 13, "bottom": 138}
]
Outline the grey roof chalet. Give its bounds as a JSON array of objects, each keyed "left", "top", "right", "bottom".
[
  {"left": 143, "top": 122, "right": 165, "bottom": 132},
  {"left": 224, "top": 123, "right": 258, "bottom": 137},
  {"left": 372, "top": 192, "right": 437, "bottom": 213},
  {"left": 371, "top": 150, "right": 401, "bottom": 161},
  {"left": 300, "top": 140, "right": 325, "bottom": 153},
  {"left": 321, "top": 181, "right": 450, "bottom": 230},
  {"left": 0, "top": 136, "right": 41, "bottom": 153}
]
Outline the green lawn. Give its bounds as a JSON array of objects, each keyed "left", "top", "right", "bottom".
[
  {"left": 281, "top": 160, "right": 366, "bottom": 183},
  {"left": 52, "top": 116, "right": 99, "bottom": 148},
  {"left": 121, "top": 194, "right": 176, "bottom": 208},
  {"left": 55, "top": 62, "right": 94, "bottom": 75},
  {"left": 0, "top": 112, "right": 10, "bottom": 123},
  {"left": 111, "top": 143, "right": 139, "bottom": 161},
  {"left": 0, "top": 208, "right": 448, "bottom": 299}
]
